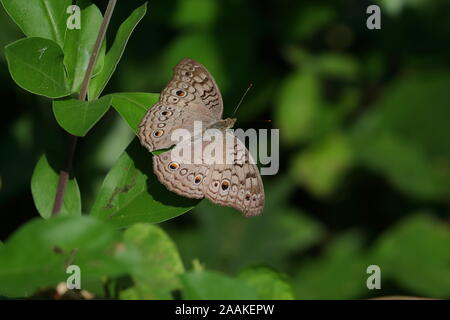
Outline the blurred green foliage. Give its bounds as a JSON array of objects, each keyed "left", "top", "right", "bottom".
[{"left": 1, "top": 0, "right": 450, "bottom": 300}]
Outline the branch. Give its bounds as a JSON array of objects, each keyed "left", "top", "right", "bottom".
[{"left": 51, "top": 0, "right": 118, "bottom": 215}]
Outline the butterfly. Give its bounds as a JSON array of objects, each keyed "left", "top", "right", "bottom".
[{"left": 138, "top": 58, "right": 264, "bottom": 216}]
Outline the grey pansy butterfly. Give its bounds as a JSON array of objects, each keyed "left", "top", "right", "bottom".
[{"left": 138, "top": 58, "right": 264, "bottom": 216}]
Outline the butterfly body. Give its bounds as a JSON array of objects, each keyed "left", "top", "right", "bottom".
[
  {"left": 138, "top": 58, "right": 264, "bottom": 216},
  {"left": 206, "top": 118, "right": 236, "bottom": 130}
]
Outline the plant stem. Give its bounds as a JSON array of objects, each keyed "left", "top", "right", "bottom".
[{"left": 51, "top": 0, "right": 117, "bottom": 216}]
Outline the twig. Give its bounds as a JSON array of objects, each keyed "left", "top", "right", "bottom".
[{"left": 51, "top": 0, "right": 117, "bottom": 215}]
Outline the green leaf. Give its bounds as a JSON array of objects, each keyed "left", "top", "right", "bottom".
[
  {"left": 111, "top": 92, "right": 159, "bottom": 134},
  {"left": 350, "top": 73, "right": 450, "bottom": 201},
  {"left": 276, "top": 71, "right": 321, "bottom": 144},
  {"left": 120, "top": 223, "right": 184, "bottom": 300},
  {"left": 63, "top": 0, "right": 105, "bottom": 93},
  {"left": 371, "top": 213, "right": 450, "bottom": 298},
  {"left": 92, "top": 37, "right": 107, "bottom": 78},
  {"left": 315, "top": 53, "right": 359, "bottom": 80},
  {"left": 180, "top": 271, "right": 258, "bottom": 300},
  {"left": 4, "top": 37, "right": 70, "bottom": 98},
  {"left": 1, "top": 0, "right": 71, "bottom": 47},
  {"left": 0, "top": 215, "right": 128, "bottom": 297},
  {"left": 292, "top": 132, "right": 353, "bottom": 197},
  {"left": 352, "top": 129, "right": 441, "bottom": 199},
  {"left": 172, "top": 177, "right": 325, "bottom": 272},
  {"left": 52, "top": 95, "right": 112, "bottom": 137},
  {"left": 90, "top": 139, "right": 199, "bottom": 228},
  {"left": 31, "top": 154, "right": 81, "bottom": 219},
  {"left": 238, "top": 267, "right": 295, "bottom": 299},
  {"left": 294, "top": 232, "right": 368, "bottom": 299},
  {"left": 89, "top": 3, "right": 147, "bottom": 100}
]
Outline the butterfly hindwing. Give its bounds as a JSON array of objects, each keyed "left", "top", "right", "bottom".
[{"left": 152, "top": 131, "right": 264, "bottom": 216}]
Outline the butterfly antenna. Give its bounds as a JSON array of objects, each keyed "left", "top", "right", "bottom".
[{"left": 232, "top": 83, "right": 253, "bottom": 116}]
